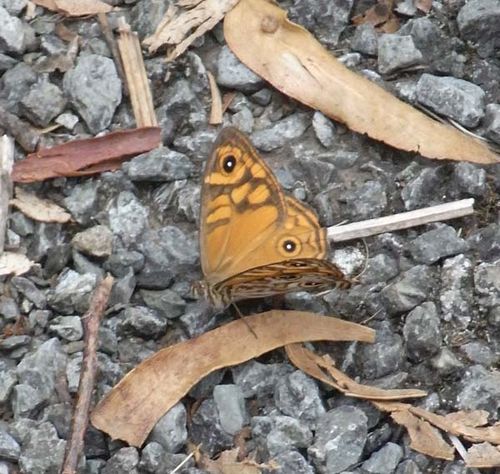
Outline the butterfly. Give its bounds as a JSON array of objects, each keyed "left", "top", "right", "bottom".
[{"left": 194, "top": 127, "right": 351, "bottom": 310}]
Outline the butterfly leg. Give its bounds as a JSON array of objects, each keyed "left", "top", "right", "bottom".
[{"left": 231, "top": 303, "right": 258, "bottom": 339}]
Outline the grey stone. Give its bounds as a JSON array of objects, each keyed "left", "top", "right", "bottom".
[
  {"left": 308, "top": 406, "right": 367, "bottom": 474},
  {"left": 49, "top": 316, "right": 83, "bottom": 341},
  {"left": 0, "top": 335, "right": 30, "bottom": 351},
  {"left": 216, "top": 46, "right": 263, "bottom": 93},
  {"left": 440, "top": 254, "right": 474, "bottom": 328},
  {"left": 140, "top": 288, "right": 185, "bottom": 320},
  {"left": 119, "top": 306, "right": 167, "bottom": 338},
  {"left": 29, "top": 223, "right": 65, "bottom": 263},
  {"left": 48, "top": 269, "right": 97, "bottom": 314},
  {"left": 452, "top": 162, "right": 487, "bottom": 197},
  {"left": 360, "top": 253, "right": 399, "bottom": 284},
  {"left": 213, "top": 384, "right": 248, "bottom": 435},
  {"left": 16, "top": 338, "right": 67, "bottom": 402},
  {"left": 431, "top": 347, "right": 464, "bottom": 375},
  {"left": 312, "top": 111, "right": 336, "bottom": 147},
  {"left": 409, "top": 225, "right": 468, "bottom": 264},
  {"left": 0, "top": 7, "right": 26, "bottom": 54},
  {"left": 395, "top": 0, "right": 416, "bottom": 15},
  {"left": 190, "top": 399, "right": 233, "bottom": 456},
  {"left": 55, "top": 112, "right": 79, "bottom": 130},
  {"left": 63, "top": 54, "right": 122, "bottom": 133},
  {"left": 232, "top": 361, "right": 292, "bottom": 398},
  {"left": 289, "top": 154, "right": 337, "bottom": 194},
  {"left": 67, "top": 352, "right": 123, "bottom": 393},
  {"left": 172, "top": 129, "right": 217, "bottom": 161},
  {"left": 108, "top": 191, "right": 149, "bottom": 248},
  {"left": 230, "top": 106, "right": 254, "bottom": 134},
  {"left": 137, "top": 226, "right": 198, "bottom": 289},
  {"left": 251, "top": 114, "right": 309, "bottom": 151},
  {"left": 72, "top": 251, "right": 105, "bottom": 280},
  {"left": 108, "top": 270, "right": 136, "bottom": 306},
  {"left": 274, "top": 370, "right": 325, "bottom": 427},
  {"left": 0, "top": 297, "right": 18, "bottom": 321},
  {"left": 457, "top": 0, "right": 500, "bottom": 58},
  {"left": 401, "top": 168, "right": 446, "bottom": 210},
  {"left": 9, "top": 212, "right": 34, "bottom": 236},
  {"left": 41, "top": 402, "right": 72, "bottom": 440},
  {"left": 152, "top": 180, "right": 200, "bottom": 223},
  {"left": 129, "top": 0, "right": 170, "bottom": 37},
  {"left": 0, "top": 0, "right": 27, "bottom": 15},
  {"left": 19, "top": 79, "right": 66, "bottom": 127},
  {"left": 11, "top": 276, "right": 46, "bottom": 308},
  {"left": 179, "top": 302, "right": 219, "bottom": 338},
  {"left": 403, "top": 302, "right": 442, "bottom": 361},
  {"left": 105, "top": 249, "right": 144, "bottom": 278},
  {"left": 378, "top": 34, "right": 423, "bottom": 75},
  {"left": 0, "top": 63, "right": 37, "bottom": 113},
  {"left": 474, "top": 260, "right": 500, "bottom": 307},
  {"left": 362, "top": 442, "right": 404, "bottom": 473},
  {"left": 138, "top": 441, "right": 165, "bottom": 473},
  {"left": 355, "top": 321, "right": 404, "bottom": 379},
  {"left": 0, "top": 52, "right": 16, "bottom": 71},
  {"left": 18, "top": 422, "right": 65, "bottom": 474},
  {"left": 265, "top": 416, "right": 313, "bottom": 457},
  {"left": 0, "top": 366, "right": 17, "bottom": 403},
  {"left": 0, "top": 429, "right": 20, "bottom": 461},
  {"left": 416, "top": 74, "right": 485, "bottom": 128},
  {"left": 289, "top": 0, "right": 353, "bottom": 46},
  {"left": 250, "top": 88, "right": 272, "bottom": 106},
  {"left": 461, "top": 341, "right": 498, "bottom": 367},
  {"left": 484, "top": 103, "right": 500, "bottom": 144},
  {"left": 63, "top": 180, "right": 100, "bottom": 225},
  {"left": 468, "top": 224, "right": 500, "bottom": 262},
  {"left": 72, "top": 225, "right": 113, "bottom": 258},
  {"left": 102, "top": 447, "right": 139, "bottom": 474},
  {"left": 381, "top": 265, "right": 435, "bottom": 314},
  {"left": 351, "top": 24, "right": 378, "bottom": 56},
  {"left": 124, "top": 147, "right": 195, "bottom": 182},
  {"left": 150, "top": 403, "right": 187, "bottom": 453},
  {"left": 396, "top": 459, "right": 423, "bottom": 474},
  {"left": 457, "top": 365, "right": 500, "bottom": 417},
  {"left": 344, "top": 180, "right": 387, "bottom": 219},
  {"left": 272, "top": 450, "right": 314, "bottom": 474},
  {"left": 85, "top": 459, "right": 107, "bottom": 474}
]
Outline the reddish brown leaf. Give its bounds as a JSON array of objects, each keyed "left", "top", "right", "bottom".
[{"left": 12, "top": 127, "right": 161, "bottom": 183}]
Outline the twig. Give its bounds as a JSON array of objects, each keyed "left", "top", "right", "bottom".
[
  {"left": 61, "top": 275, "right": 114, "bottom": 474},
  {"left": 0, "top": 135, "right": 14, "bottom": 254},
  {"left": 117, "top": 17, "right": 158, "bottom": 127},
  {"left": 327, "top": 199, "right": 474, "bottom": 242},
  {"left": 169, "top": 450, "right": 196, "bottom": 474},
  {"left": 207, "top": 70, "right": 223, "bottom": 125}
]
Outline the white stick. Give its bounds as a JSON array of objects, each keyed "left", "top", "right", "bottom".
[
  {"left": 0, "top": 135, "right": 14, "bottom": 254},
  {"left": 327, "top": 199, "right": 474, "bottom": 243}
]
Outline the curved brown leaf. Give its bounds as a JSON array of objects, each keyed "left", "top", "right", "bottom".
[
  {"left": 91, "top": 310, "right": 374, "bottom": 446},
  {"left": 224, "top": 0, "right": 498, "bottom": 164}
]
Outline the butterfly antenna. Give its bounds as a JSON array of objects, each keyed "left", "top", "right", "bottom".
[
  {"left": 231, "top": 303, "right": 258, "bottom": 339},
  {"left": 351, "top": 238, "right": 370, "bottom": 284}
]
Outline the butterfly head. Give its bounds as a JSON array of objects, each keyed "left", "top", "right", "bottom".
[{"left": 190, "top": 280, "right": 228, "bottom": 311}]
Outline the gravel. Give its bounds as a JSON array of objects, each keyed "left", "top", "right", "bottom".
[{"left": 1, "top": 1, "right": 499, "bottom": 472}]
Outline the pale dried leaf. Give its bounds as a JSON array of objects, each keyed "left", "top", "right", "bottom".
[
  {"left": 91, "top": 310, "right": 374, "bottom": 446},
  {"left": 0, "top": 252, "right": 34, "bottom": 276},
  {"left": 54, "top": 0, "right": 112, "bottom": 15},
  {"left": 444, "top": 410, "right": 489, "bottom": 428},
  {"left": 144, "top": 0, "right": 239, "bottom": 60},
  {"left": 11, "top": 188, "right": 71, "bottom": 223},
  {"left": 224, "top": 0, "right": 498, "bottom": 164},
  {"left": 207, "top": 71, "right": 223, "bottom": 124},
  {"left": 466, "top": 443, "right": 500, "bottom": 468},
  {"left": 31, "top": 0, "right": 56, "bottom": 9},
  {"left": 391, "top": 409, "right": 455, "bottom": 460},
  {"left": 415, "top": 0, "right": 433, "bottom": 13}
]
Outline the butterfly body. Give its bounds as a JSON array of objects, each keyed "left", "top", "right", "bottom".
[{"left": 197, "top": 127, "right": 351, "bottom": 309}]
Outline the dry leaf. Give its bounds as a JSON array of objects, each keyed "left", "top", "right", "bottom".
[
  {"left": 12, "top": 127, "right": 161, "bottom": 183},
  {"left": 32, "top": 0, "right": 112, "bottom": 15},
  {"left": 352, "top": 0, "right": 395, "bottom": 28},
  {"left": 466, "top": 443, "right": 500, "bottom": 468},
  {"left": 201, "top": 448, "right": 262, "bottom": 474},
  {"left": 415, "top": 0, "right": 433, "bottom": 13},
  {"left": 91, "top": 310, "right": 375, "bottom": 446},
  {"left": 391, "top": 409, "right": 455, "bottom": 460},
  {"left": 285, "top": 343, "right": 427, "bottom": 400},
  {"left": 11, "top": 188, "right": 71, "bottom": 223},
  {"left": 207, "top": 71, "right": 223, "bottom": 125},
  {"left": 0, "top": 252, "right": 33, "bottom": 276},
  {"left": 144, "top": 0, "right": 240, "bottom": 60},
  {"left": 224, "top": 0, "right": 498, "bottom": 164}
]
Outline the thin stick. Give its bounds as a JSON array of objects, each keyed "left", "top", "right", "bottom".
[
  {"left": 327, "top": 199, "right": 474, "bottom": 243},
  {"left": 61, "top": 275, "right": 114, "bottom": 474},
  {"left": 207, "top": 71, "right": 223, "bottom": 125},
  {"left": 0, "top": 135, "right": 14, "bottom": 254}
]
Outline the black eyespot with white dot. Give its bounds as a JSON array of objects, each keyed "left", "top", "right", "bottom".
[
  {"left": 222, "top": 155, "right": 236, "bottom": 173},
  {"left": 283, "top": 239, "right": 296, "bottom": 253}
]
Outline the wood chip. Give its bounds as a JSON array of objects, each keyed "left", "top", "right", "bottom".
[
  {"left": 11, "top": 188, "right": 71, "bottom": 223},
  {"left": 0, "top": 252, "right": 34, "bottom": 276},
  {"left": 207, "top": 71, "right": 223, "bottom": 125}
]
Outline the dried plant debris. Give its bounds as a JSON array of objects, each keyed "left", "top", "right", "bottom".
[
  {"left": 144, "top": 0, "right": 240, "bottom": 60},
  {"left": 10, "top": 187, "right": 72, "bottom": 223},
  {"left": 31, "top": 0, "right": 113, "bottom": 16},
  {"left": 352, "top": 0, "right": 400, "bottom": 33},
  {"left": 12, "top": 127, "right": 161, "bottom": 183}
]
